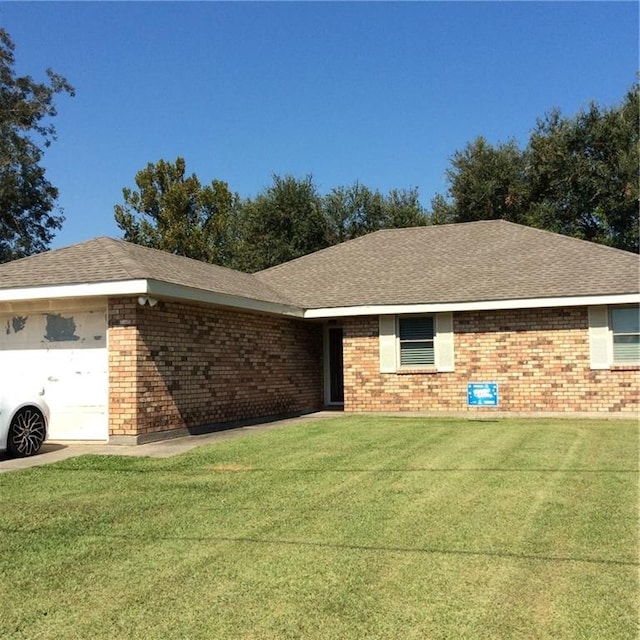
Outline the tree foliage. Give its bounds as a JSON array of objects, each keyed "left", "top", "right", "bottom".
[
  {"left": 430, "top": 85, "right": 639, "bottom": 252},
  {"left": 324, "top": 182, "right": 426, "bottom": 244},
  {"left": 114, "top": 158, "right": 239, "bottom": 264},
  {"left": 0, "top": 28, "right": 74, "bottom": 263},
  {"left": 115, "top": 166, "right": 427, "bottom": 271},
  {"left": 231, "top": 175, "right": 328, "bottom": 272},
  {"left": 430, "top": 138, "right": 528, "bottom": 225},
  {"left": 527, "top": 87, "right": 639, "bottom": 251}
]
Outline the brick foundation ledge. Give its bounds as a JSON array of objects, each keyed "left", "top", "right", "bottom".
[
  {"left": 107, "top": 409, "right": 321, "bottom": 446},
  {"left": 342, "top": 409, "right": 638, "bottom": 421}
]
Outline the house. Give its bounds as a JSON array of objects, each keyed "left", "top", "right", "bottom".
[{"left": 0, "top": 220, "right": 637, "bottom": 443}]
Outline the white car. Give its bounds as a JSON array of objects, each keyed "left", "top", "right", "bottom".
[{"left": 0, "top": 393, "right": 49, "bottom": 457}]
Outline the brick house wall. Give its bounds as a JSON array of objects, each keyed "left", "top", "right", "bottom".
[
  {"left": 342, "top": 307, "right": 639, "bottom": 414},
  {"left": 108, "top": 297, "right": 323, "bottom": 441}
]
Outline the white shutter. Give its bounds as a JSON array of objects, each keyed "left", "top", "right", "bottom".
[
  {"left": 379, "top": 315, "right": 397, "bottom": 373},
  {"left": 435, "top": 312, "right": 455, "bottom": 372},
  {"left": 588, "top": 305, "right": 611, "bottom": 370}
]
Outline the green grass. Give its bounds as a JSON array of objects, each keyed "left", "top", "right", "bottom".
[{"left": 1, "top": 416, "right": 638, "bottom": 639}]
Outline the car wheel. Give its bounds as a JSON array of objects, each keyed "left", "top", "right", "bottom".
[{"left": 7, "top": 407, "right": 46, "bottom": 457}]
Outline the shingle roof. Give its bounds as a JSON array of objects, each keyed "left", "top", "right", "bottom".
[
  {"left": 0, "top": 237, "right": 292, "bottom": 306},
  {"left": 255, "top": 220, "right": 640, "bottom": 309},
  {"left": 0, "top": 222, "right": 637, "bottom": 311}
]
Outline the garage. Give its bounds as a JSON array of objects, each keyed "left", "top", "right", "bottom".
[{"left": 0, "top": 303, "right": 108, "bottom": 441}]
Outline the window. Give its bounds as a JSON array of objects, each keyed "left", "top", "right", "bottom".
[
  {"left": 378, "top": 313, "right": 454, "bottom": 373},
  {"left": 589, "top": 304, "right": 640, "bottom": 369},
  {"left": 398, "top": 316, "right": 434, "bottom": 367},
  {"left": 611, "top": 306, "right": 640, "bottom": 363}
]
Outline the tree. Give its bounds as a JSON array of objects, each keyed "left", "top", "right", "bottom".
[
  {"left": 324, "top": 182, "right": 386, "bottom": 243},
  {"left": 527, "top": 86, "right": 639, "bottom": 252},
  {"left": 0, "top": 28, "right": 74, "bottom": 263},
  {"left": 325, "top": 182, "right": 427, "bottom": 243},
  {"left": 384, "top": 187, "right": 429, "bottom": 229},
  {"left": 429, "top": 137, "right": 529, "bottom": 226},
  {"left": 115, "top": 165, "right": 431, "bottom": 271},
  {"left": 114, "top": 157, "right": 239, "bottom": 265},
  {"left": 429, "top": 85, "right": 639, "bottom": 253},
  {"left": 232, "top": 174, "right": 329, "bottom": 272}
]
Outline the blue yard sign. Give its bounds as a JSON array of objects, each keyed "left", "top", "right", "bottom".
[{"left": 467, "top": 382, "right": 499, "bottom": 407}]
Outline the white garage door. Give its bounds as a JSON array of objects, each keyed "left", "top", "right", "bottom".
[{"left": 0, "top": 306, "right": 108, "bottom": 440}]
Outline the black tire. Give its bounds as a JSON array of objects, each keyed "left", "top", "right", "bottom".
[{"left": 7, "top": 407, "right": 46, "bottom": 458}]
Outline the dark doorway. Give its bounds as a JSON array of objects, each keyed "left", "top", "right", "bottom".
[{"left": 328, "top": 327, "right": 344, "bottom": 404}]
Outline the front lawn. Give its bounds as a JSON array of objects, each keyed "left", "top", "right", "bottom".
[{"left": 1, "top": 416, "right": 637, "bottom": 639}]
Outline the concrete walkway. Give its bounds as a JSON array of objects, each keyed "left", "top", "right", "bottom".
[{"left": 0, "top": 411, "right": 341, "bottom": 473}]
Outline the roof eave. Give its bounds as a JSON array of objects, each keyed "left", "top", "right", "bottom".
[
  {"left": 146, "top": 280, "right": 304, "bottom": 317},
  {"left": 0, "top": 281, "right": 635, "bottom": 320},
  {"left": 302, "top": 293, "right": 640, "bottom": 318},
  {"left": 0, "top": 280, "right": 305, "bottom": 318},
  {"left": 0, "top": 280, "right": 150, "bottom": 303}
]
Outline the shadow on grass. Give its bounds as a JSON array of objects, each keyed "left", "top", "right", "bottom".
[
  {"left": 41, "top": 463, "right": 639, "bottom": 474},
  {"left": 6, "top": 527, "right": 633, "bottom": 568}
]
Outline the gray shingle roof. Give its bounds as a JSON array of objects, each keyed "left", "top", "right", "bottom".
[
  {"left": 255, "top": 221, "right": 640, "bottom": 308},
  {"left": 0, "top": 237, "right": 292, "bottom": 306},
  {"left": 0, "top": 222, "right": 637, "bottom": 311}
]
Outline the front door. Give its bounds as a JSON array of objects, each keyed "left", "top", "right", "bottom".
[{"left": 328, "top": 327, "right": 344, "bottom": 404}]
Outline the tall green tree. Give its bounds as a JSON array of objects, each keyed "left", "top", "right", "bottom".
[
  {"left": 324, "top": 182, "right": 386, "bottom": 243},
  {"left": 0, "top": 28, "right": 74, "bottom": 263},
  {"left": 430, "top": 85, "right": 639, "bottom": 253},
  {"left": 429, "top": 137, "right": 529, "bottom": 226},
  {"left": 114, "top": 157, "right": 239, "bottom": 265},
  {"left": 527, "top": 86, "right": 639, "bottom": 251},
  {"left": 325, "top": 182, "right": 426, "bottom": 243},
  {"left": 384, "top": 187, "right": 428, "bottom": 229},
  {"left": 232, "top": 174, "right": 329, "bottom": 272}
]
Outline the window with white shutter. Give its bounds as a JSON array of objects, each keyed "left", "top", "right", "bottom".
[
  {"left": 378, "top": 313, "right": 455, "bottom": 373},
  {"left": 588, "top": 305, "right": 640, "bottom": 369}
]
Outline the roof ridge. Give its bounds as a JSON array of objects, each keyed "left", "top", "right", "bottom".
[
  {"left": 255, "top": 221, "right": 513, "bottom": 275},
  {"left": 372, "top": 220, "right": 638, "bottom": 256},
  {"left": 95, "top": 236, "right": 298, "bottom": 305},
  {"left": 94, "top": 237, "right": 142, "bottom": 279},
  {"left": 255, "top": 232, "right": 385, "bottom": 275},
  {"left": 493, "top": 221, "right": 640, "bottom": 255},
  {"left": 97, "top": 236, "right": 267, "bottom": 278}
]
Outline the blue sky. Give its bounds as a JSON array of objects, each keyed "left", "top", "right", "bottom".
[{"left": 2, "top": 1, "right": 638, "bottom": 249}]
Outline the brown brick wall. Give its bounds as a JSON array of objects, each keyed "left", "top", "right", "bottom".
[
  {"left": 108, "top": 298, "right": 323, "bottom": 438},
  {"left": 343, "top": 307, "right": 639, "bottom": 414},
  {"left": 108, "top": 298, "right": 140, "bottom": 437}
]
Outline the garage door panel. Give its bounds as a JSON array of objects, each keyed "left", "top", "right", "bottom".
[
  {"left": 1, "top": 310, "right": 106, "bottom": 350},
  {"left": 0, "top": 309, "right": 108, "bottom": 441}
]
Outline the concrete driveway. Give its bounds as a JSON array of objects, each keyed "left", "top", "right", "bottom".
[{"left": 0, "top": 411, "right": 340, "bottom": 473}]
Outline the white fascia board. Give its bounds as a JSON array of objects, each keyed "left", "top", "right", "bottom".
[
  {"left": 2, "top": 281, "right": 636, "bottom": 320},
  {"left": 0, "top": 280, "right": 149, "bottom": 303},
  {"left": 145, "top": 281, "right": 305, "bottom": 317},
  {"left": 303, "top": 293, "right": 640, "bottom": 319},
  {"left": 0, "top": 279, "right": 304, "bottom": 318}
]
